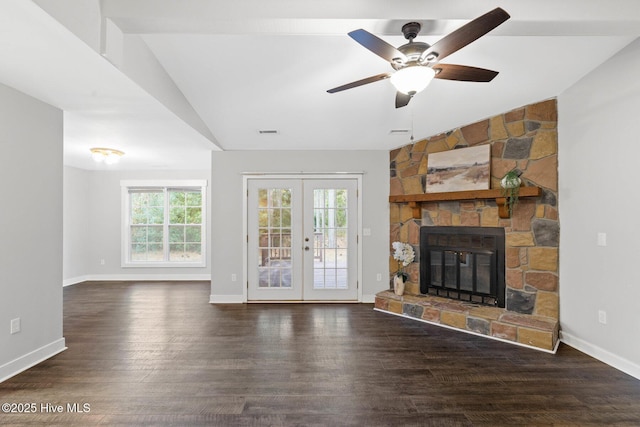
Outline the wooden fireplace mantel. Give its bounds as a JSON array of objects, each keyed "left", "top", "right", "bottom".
[{"left": 389, "top": 186, "right": 542, "bottom": 219}]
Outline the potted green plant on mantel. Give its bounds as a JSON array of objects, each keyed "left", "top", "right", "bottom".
[{"left": 500, "top": 169, "right": 522, "bottom": 216}]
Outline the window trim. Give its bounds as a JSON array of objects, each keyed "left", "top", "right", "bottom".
[{"left": 121, "top": 180, "right": 207, "bottom": 268}]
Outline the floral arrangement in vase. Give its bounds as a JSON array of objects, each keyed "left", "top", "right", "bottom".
[{"left": 391, "top": 241, "right": 415, "bottom": 295}]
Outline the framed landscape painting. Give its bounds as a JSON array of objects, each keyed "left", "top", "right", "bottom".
[{"left": 426, "top": 145, "right": 490, "bottom": 193}]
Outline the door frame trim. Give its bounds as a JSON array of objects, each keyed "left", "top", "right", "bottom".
[{"left": 242, "top": 174, "right": 363, "bottom": 303}]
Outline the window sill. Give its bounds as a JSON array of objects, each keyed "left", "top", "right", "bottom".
[{"left": 122, "top": 262, "right": 206, "bottom": 268}]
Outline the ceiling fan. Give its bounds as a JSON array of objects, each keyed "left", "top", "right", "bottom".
[{"left": 327, "top": 7, "right": 510, "bottom": 108}]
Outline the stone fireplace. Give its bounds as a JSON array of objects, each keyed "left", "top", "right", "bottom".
[
  {"left": 421, "top": 226, "right": 505, "bottom": 308},
  {"left": 375, "top": 98, "right": 560, "bottom": 352}
]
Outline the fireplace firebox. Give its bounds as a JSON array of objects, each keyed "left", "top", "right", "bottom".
[{"left": 420, "top": 226, "right": 505, "bottom": 307}]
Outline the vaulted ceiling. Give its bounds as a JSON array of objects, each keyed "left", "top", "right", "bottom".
[{"left": 2, "top": 0, "right": 639, "bottom": 169}]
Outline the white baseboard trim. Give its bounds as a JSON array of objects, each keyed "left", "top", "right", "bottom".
[
  {"left": 560, "top": 331, "right": 640, "bottom": 380},
  {"left": 0, "top": 338, "right": 66, "bottom": 383},
  {"left": 63, "top": 275, "right": 90, "bottom": 287},
  {"left": 63, "top": 274, "right": 211, "bottom": 285},
  {"left": 210, "top": 294, "right": 245, "bottom": 304}
]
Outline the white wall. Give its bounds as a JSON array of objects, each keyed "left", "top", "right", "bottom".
[
  {"left": 558, "top": 37, "right": 640, "bottom": 379},
  {"left": 63, "top": 166, "right": 90, "bottom": 284},
  {"left": 63, "top": 169, "right": 212, "bottom": 284},
  {"left": 0, "top": 83, "right": 66, "bottom": 381},
  {"left": 211, "top": 150, "right": 389, "bottom": 303}
]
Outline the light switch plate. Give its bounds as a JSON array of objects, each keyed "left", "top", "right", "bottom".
[
  {"left": 597, "top": 232, "right": 607, "bottom": 247},
  {"left": 10, "top": 318, "right": 20, "bottom": 334}
]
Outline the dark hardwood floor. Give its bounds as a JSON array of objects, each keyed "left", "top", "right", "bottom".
[{"left": 1, "top": 281, "right": 639, "bottom": 426}]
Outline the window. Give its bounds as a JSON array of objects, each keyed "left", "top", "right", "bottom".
[{"left": 121, "top": 180, "right": 207, "bottom": 267}]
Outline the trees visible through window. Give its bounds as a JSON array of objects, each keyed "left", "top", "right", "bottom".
[
  {"left": 122, "top": 181, "right": 206, "bottom": 267},
  {"left": 168, "top": 190, "right": 202, "bottom": 262}
]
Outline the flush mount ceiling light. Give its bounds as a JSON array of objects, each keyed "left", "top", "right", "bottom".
[{"left": 90, "top": 147, "right": 124, "bottom": 164}]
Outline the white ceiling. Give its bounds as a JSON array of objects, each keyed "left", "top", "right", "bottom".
[{"left": 2, "top": 0, "right": 640, "bottom": 170}]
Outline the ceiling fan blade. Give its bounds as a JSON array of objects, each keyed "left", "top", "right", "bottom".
[
  {"left": 348, "top": 29, "right": 407, "bottom": 63},
  {"left": 327, "top": 73, "right": 392, "bottom": 93},
  {"left": 433, "top": 64, "right": 499, "bottom": 82},
  {"left": 420, "top": 7, "right": 510, "bottom": 63},
  {"left": 395, "top": 92, "right": 412, "bottom": 108}
]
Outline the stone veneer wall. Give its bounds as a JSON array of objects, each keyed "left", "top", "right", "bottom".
[{"left": 387, "top": 98, "right": 559, "bottom": 343}]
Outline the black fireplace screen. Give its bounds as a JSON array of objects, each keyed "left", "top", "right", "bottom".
[{"left": 420, "top": 226, "right": 505, "bottom": 307}]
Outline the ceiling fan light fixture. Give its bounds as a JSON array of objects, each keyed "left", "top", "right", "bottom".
[{"left": 390, "top": 66, "right": 436, "bottom": 95}]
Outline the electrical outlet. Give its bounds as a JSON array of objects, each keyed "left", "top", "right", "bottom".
[
  {"left": 376, "top": 273, "right": 382, "bottom": 281},
  {"left": 598, "top": 310, "right": 607, "bottom": 324},
  {"left": 10, "top": 318, "right": 21, "bottom": 334},
  {"left": 100, "top": 259, "right": 106, "bottom": 265},
  {"left": 231, "top": 274, "right": 237, "bottom": 282}
]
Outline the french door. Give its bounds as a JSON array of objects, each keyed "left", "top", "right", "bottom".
[{"left": 247, "top": 178, "right": 359, "bottom": 301}]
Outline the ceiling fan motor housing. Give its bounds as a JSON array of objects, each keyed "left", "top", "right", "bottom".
[
  {"left": 393, "top": 41, "right": 431, "bottom": 70},
  {"left": 401, "top": 22, "right": 422, "bottom": 40}
]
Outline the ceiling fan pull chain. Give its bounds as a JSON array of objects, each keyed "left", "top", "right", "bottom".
[{"left": 410, "top": 106, "right": 415, "bottom": 142}]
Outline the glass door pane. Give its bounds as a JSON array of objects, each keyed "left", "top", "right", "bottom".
[
  {"left": 257, "top": 188, "right": 292, "bottom": 289},
  {"left": 248, "top": 180, "right": 302, "bottom": 301},
  {"left": 312, "top": 189, "right": 348, "bottom": 290},
  {"left": 303, "top": 180, "right": 358, "bottom": 301}
]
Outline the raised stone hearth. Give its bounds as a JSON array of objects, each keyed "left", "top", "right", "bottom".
[{"left": 375, "top": 290, "right": 559, "bottom": 352}]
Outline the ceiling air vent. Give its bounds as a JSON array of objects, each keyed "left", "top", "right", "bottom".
[{"left": 258, "top": 130, "right": 279, "bottom": 135}]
